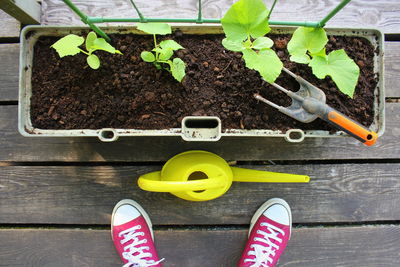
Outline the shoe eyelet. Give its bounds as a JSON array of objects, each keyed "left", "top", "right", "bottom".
[
  {"left": 144, "top": 239, "right": 147, "bottom": 243},
  {"left": 137, "top": 225, "right": 142, "bottom": 229},
  {"left": 256, "top": 230, "right": 260, "bottom": 234}
]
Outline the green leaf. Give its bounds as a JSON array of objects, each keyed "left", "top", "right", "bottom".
[
  {"left": 310, "top": 48, "right": 327, "bottom": 59},
  {"left": 92, "top": 38, "right": 118, "bottom": 53},
  {"left": 159, "top": 40, "right": 184, "bottom": 51},
  {"left": 290, "top": 54, "right": 311, "bottom": 64},
  {"left": 51, "top": 34, "right": 84, "bottom": 57},
  {"left": 159, "top": 48, "right": 173, "bottom": 61},
  {"left": 243, "top": 39, "right": 252, "bottom": 49},
  {"left": 221, "top": 0, "right": 270, "bottom": 42},
  {"left": 287, "top": 27, "right": 328, "bottom": 64},
  {"left": 85, "top": 31, "right": 97, "bottom": 51},
  {"left": 171, "top": 58, "right": 186, "bottom": 82},
  {"left": 222, "top": 38, "right": 245, "bottom": 52},
  {"left": 87, "top": 54, "right": 100, "bottom": 69},
  {"left": 242, "top": 48, "right": 283, "bottom": 83},
  {"left": 137, "top": 23, "right": 172, "bottom": 35},
  {"left": 152, "top": 47, "right": 163, "bottom": 53},
  {"left": 141, "top": 51, "right": 156, "bottom": 62},
  {"left": 252, "top": 36, "right": 273, "bottom": 50},
  {"left": 309, "top": 49, "right": 360, "bottom": 98}
]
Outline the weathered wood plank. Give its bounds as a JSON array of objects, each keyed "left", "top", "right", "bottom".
[
  {"left": 1, "top": 163, "right": 400, "bottom": 225},
  {"left": 0, "top": 226, "right": 399, "bottom": 266},
  {"left": 0, "top": 9, "right": 20, "bottom": 38},
  {"left": 0, "top": 44, "right": 19, "bottom": 101},
  {"left": 0, "top": 41, "right": 397, "bottom": 101},
  {"left": 385, "top": 42, "right": 400, "bottom": 98},
  {"left": 0, "top": 103, "right": 399, "bottom": 161},
  {"left": 0, "top": 0, "right": 41, "bottom": 24},
  {"left": 41, "top": 0, "right": 400, "bottom": 34}
]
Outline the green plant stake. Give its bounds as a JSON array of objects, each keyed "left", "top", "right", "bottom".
[
  {"left": 137, "top": 23, "right": 186, "bottom": 82},
  {"left": 61, "top": 0, "right": 353, "bottom": 42},
  {"left": 51, "top": 31, "right": 122, "bottom": 69},
  {"left": 287, "top": 27, "right": 360, "bottom": 98},
  {"left": 220, "top": 0, "right": 283, "bottom": 83}
]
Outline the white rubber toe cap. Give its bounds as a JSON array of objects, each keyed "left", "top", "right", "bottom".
[
  {"left": 263, "top": 204, "right": 290, "bottom": 225},
  {"left": 113, "top": 204, "right": 141, "bottom": 226}
]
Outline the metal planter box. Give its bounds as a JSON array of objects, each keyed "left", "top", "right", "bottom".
[{"left": 19, "top": 25, "right": 385, "bottom": 142}]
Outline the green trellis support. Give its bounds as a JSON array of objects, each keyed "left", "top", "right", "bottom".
[{"left": 61, "top": 0, "right": 352, "bottom": 42}]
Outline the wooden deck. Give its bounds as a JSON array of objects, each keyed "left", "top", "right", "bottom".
[{"left": 1, "top": 1, "right": 400, "bottom": 266}]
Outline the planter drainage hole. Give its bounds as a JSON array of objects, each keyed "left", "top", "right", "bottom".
[
  {"left": 188, "top": 171, "right": 208, "bottom": 193},
  {"left": 99, "top": 129, "right": 118, "bottom": 142},
  {"left": 285, "top": 129, "right": 305, "bottom": 143}
]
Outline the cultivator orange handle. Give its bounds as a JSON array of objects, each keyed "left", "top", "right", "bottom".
[
  {"left": 325, "top": 109, "right": 378, "bottom": 146},
  {"left": 300, "top": 98, "right": 378, "bottom": 146}
]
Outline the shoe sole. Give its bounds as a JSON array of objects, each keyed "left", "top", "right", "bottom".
[
  {"left": 111, "top": 199, "right": 155, "bottom": 241},
  {"left": 249, "top": 198, "right": 292, "bottom": 239}
]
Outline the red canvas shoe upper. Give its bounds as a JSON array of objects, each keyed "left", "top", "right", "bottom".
[
  {"left": 112, "top": 205, "right": 163, "bottom": 267},
  {"left": 238, "top": 203, "right": 291, "bottom": 267}
]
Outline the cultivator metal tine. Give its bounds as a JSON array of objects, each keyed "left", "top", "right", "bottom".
[
  {"left": 255, "top": 93, "right": 318, "bottom": 123},
  {"left": 254, "top": 93, "right": 305, "bottom": 120},
  {"left": 254, "top": 94, "right": 287, "bottom": 112},
  {"left": 254, "top": 94, "right": 279, "bottom": 109},
  {"left": 283, "top": 67, "right": 313, "bottom": 87},
  {"left": 282, "top": 67, "right": 298, "bottom": 79},
  {"left": 281, "top": 67, "right": 326, "bottom": 102},
  {"left": 271, "top": 83, "right": 304, "bottom": 102}
]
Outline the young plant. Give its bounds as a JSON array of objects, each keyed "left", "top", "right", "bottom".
[
  {"left": 51, "top": 31, "right": 122, "bottom": 69},
  {"left": 221, "top": 0, "right": 283, "bottom": 83},
  {"left": 137, "top": 23, "right": 186, "bottom": 82},
  {"left": 287, "top": 27, "right": 360, "bottom": 98}
]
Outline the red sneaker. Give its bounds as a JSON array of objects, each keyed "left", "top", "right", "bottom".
[
  {"left": 238, "top": 198, "right": 292, "bottom": 267},
  {"left": 111, "top": 199, "right": 164, "bottom": 267}
]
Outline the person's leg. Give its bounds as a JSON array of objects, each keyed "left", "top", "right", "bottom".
[
  {"left": 111, "top": 199, "right": 164, "bottom": 267},
  {"left": 238, "top": 198, "right": 292, "bottom": 267}
]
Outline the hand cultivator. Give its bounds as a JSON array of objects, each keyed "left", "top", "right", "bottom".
[{"left": 254, "top": 68, "right": 378, "bottom": 146}]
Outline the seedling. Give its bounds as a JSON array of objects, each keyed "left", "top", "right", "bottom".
[
  {"left": 221, "top": 0, "right": 283, "bottom": 83},
  {"left": 51, "top": 31, "right": 122, "bottom": 69},
  {"left": 137, "top": 23, "right": 186, "bottom": 82},
  {"left": 287, "top": 27, "right": 360, "bottom": 98}
]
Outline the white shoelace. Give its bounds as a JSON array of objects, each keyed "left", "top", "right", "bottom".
[
  {"left": 119, "top": 225, "right": 164, "bottom": 267},
  {"left": 244, "top": 222, "right": 285, "bottom": 267}
]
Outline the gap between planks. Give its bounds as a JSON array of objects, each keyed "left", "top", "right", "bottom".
[
  {"left": 3, "top": 157, "right": 400, "bottom": 166},
  {"left": 1, "top": 221, "right": 400, "bottom": 230}
]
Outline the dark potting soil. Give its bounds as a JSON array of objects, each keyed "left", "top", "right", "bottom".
[{"left": 30, "top": 32, "right": 377, "bottom": 132}]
